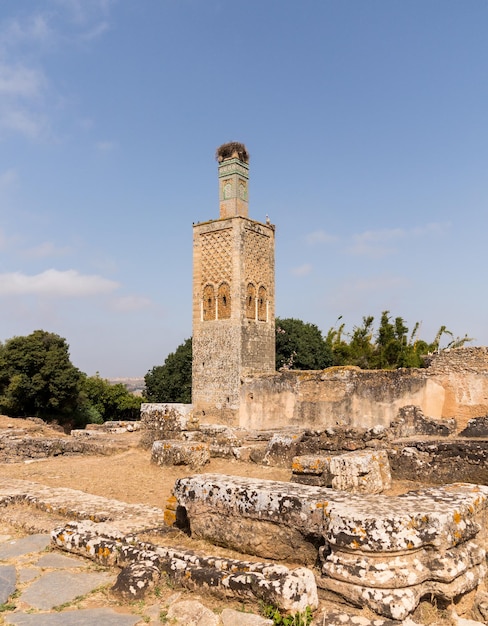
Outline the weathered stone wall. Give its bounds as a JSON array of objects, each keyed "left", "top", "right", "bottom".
[
  {"left": 192, "top": 217, "right": 275, "bottom": 427},
  {"left": 238, "top": 348, "right": 488, "bottom": 431},
  {"left": 423, "top": 346, "right": 488, "bottom": 430}
]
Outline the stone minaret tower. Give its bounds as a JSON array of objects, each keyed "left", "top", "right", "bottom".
[{"left": 192, "top": 142, "right": 275, "bottom": 425}]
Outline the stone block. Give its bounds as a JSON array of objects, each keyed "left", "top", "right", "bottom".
[
  {"left": 139, "top": 403, "right": 195, "bottom": 448},
  {"left": 172, "top": 474, "right": 488, "bottom": 619},
  {"left": 292, "top": 450, "right": 391, "bottom": 494},
  {"left": 166, "top": 600, "right": 220, "bottom": 626},
  {"left": 220, "top": 608, "right": 273, "bottom": 625},
  {"left": 262, "top": 431, "right": 305, "bottom": 467},
  {"left": 151, "top": 440, "right": 210, "bottom": 470}
]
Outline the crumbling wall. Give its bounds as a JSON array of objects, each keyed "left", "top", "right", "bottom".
[
  {"left": 239, "top": 348, "right": 488, "bottom": 431},
  {"left": 424, "top": 346, "right": 488, "bottom": 430}
]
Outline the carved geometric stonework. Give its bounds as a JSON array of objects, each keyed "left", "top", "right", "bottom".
[{"left": 200, "top": 229, "right": 232, "bottom": 285}]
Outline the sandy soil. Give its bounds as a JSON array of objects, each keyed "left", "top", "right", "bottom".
[{"left": 0, "top": 414, "right": 291, "bottom": 507}]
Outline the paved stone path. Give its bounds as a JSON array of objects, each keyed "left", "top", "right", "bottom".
[{"left": 0, "top": 533, "right": 146, "bottom": 625}]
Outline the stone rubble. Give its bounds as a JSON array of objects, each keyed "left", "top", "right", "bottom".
[{"left": 172, "top": 473, "right": 488, "bottom": 620}]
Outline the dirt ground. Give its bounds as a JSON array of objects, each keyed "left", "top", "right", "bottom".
[{"left": 0, "top": 416, "right": 291, "bottom": 508}]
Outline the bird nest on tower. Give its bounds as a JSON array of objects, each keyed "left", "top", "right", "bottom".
[{"left": 216, "top": 142, "right": 249, "bottom": 163}]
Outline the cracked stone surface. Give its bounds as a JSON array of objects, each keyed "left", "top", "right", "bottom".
[
  {"left": 173, "top": 474, "right": 488, "bottom": 619},
  {"left": 19, "top": 569, "right": 113, "bottom": 610}
]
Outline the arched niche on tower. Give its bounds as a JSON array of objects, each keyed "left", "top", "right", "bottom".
[
  {"left": 258, "top": 285, "right": 267, "bottom": 322},
  {"left": 246, "top": 283, "right": 256, "bottom": 320},
  {"left": 217, "top": 282, "right": 231, "bottom": 319},
  {"left": 202, "top": 284, "right": 216, "bottom": 321}
]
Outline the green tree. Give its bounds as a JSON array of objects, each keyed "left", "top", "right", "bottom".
[
  {"left": 81, "top": 374, "right": 143, "bottom": 422},
  {"left": 348, "top": 316, "right": 376, "bottom": 368},
  {"left": 0, "top": 330, "right": 82, "bottom": 423},
  {"left": 275, "top": 318, "right": 333, "bottom": 370},
  {"left": 144, "top": 338, "right": 192, "bottom": 403},
  {"left": 326, "top": 311, "right": 473, "bottom": 370}
]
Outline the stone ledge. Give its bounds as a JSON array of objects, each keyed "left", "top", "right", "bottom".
[
  {"left": 172, "top": 474, "right": 488, "bottom": 619},
  {"left": 173, "top": 474, "right": 488, "bottom": 553},
  {"left": 51, "top": 520, "right": 318, "bottom": 612},
  {"left": 0, "top": 436, "right": 126, "bottom": 463},
  {"left": 0, "top": 478, "right": 166, "bottom": 535},
  {"left": 151, "top": 440, "right": 210, "bottom": 469}
]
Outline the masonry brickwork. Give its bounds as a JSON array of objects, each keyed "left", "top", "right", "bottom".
[{"left": 192, "top": 144, "right": 275, "bottom": 425}]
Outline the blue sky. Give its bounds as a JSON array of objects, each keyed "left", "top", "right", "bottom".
[{"left": 0, "top": 0, "right": 487, "bottom": 378}]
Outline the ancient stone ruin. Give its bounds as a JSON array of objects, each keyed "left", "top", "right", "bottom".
[{"left": 1, "top": 145, "right": 488, "bottom": 624}]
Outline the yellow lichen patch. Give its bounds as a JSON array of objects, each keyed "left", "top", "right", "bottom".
[
  {"left": 97, "top": 546, "right": 111, "bottom": 559},
  {"left": 351, "top": 540, "right": 361, "bottom": 550},
  {"left": 315, "top": 501, "right": 329, "bottom": 509},
  {"left": 406, "top": 541, "right": 414, "bottom": 549},
  {"left": 166, "top": 495, "right": 178, "bottom": 511},
  {"left": 311, "top": 459, "right": 325, "bottom": 471},
  {"left": 291, "top": 459, "right": 304, "bottom": 472},
  {"left": 164, "top": 510, "right": 176, "bottom": 526},
  {"left": 453, "top": 510, "right": 462, "bottom": 524}
]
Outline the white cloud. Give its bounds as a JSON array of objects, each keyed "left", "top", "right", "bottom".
[
  {"left": 0, "top": 15, "right": 52, "bottom": 51},
  {"left": 291, "top": 264, "right": 312, "bottom": 277},
  {"left": 110, "top": 295, "right": 152, "bottom": 312},
  {"left": 0, "top": 3, "right": 114, "bottom": 141},
  {"left": 0, "top": 107, "right": 48, "bottom": 139},
  {"left": 305, "top": 230, "right": 338, "bottom": 245},
  {"left": 347, "top": 274, "right": 409, "bottom": 292},
  {"left": 0, "top": 269, "right": 119, "bottom": 297},
  {"left": 22, "top": 242, "right": 73, "bottom": 259},
  {"left": 0, "top": 63, "right": 46, "bottom": 98},
  {"left": 331, "top": 273, "right": 410, "bottom": 312},
  {"left": 79, "top": 21, "right": 110, "bottom": 41},
  {"left": 346, "top": 223, "right": 449, "bottom": 258}
]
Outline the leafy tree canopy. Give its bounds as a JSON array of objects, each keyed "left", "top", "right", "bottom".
[
  {"left": 80, "top": 374, "right": 143, "bottom": 423},
  {"left": 325, "top": 311, "right": 473, "bottom": 369},
  {"left": 0, "top": 330, "right": 82, "bottom": 422},
  {"left": 144, "top": 337, "right": 192, "bottom": 403},
  {"left": 275, "top": 317, "right": 333, "bottom": 370}
]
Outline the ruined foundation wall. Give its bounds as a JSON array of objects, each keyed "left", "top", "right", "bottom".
[
  {"left": 424, "top": 346, "right": 488, "bottom": 430},
  {"left": 239, "top": 348, "right": 488, "bottom": 431}
]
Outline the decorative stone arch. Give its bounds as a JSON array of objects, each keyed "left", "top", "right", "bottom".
[
  {"left": 202, "top": 284, "right": 216, "bottom": 321},
  {"left": 217, "top": 282, "right": 231, "bottom": 319},
  {"left": 246, "top": 283, "right": 256, "bottom": 319},
  {"left": 258, "top": 285, "right": 267, "bottom": 322}
]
